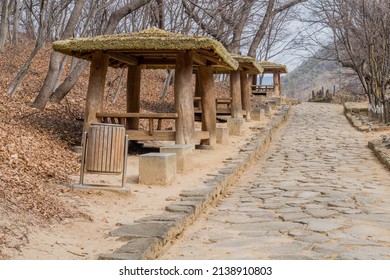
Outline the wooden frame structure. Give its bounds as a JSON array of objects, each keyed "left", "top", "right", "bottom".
[
  {"left": 253, "top": 61, "right": 288, "bottom": 97},
  {"left": 206, "top": 55, "right": 263, "bottom": 120},
  {"left": 233, "top": 55, "right": 264, "bottom": 120},
  {"left": 52, "top": 28, "right": 238, "bottom": 146}
]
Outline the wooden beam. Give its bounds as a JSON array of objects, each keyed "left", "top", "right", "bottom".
[
  {"left": 199, "top": 66, "right": 216, "bottom": 146},
  {"left": 127, "top": 65, "right": 142, "bottom": 130},
  {"left": 109, "top": 53, "right": 139, "bottom": 66},
  {"left": 138, "top": 57, "right": 176, "bottom": 66},
  {"left": 174, "top": 51, "right": 194, "bottom": 144},
  {"left": 83, "top": 52, "right": 109, "bottom": 143},
  {"left": 230, "top": 70, "right": 243, "bottom": 118},
  {"left": 192, "top": 52, "right": 207, "bottom": 66}
]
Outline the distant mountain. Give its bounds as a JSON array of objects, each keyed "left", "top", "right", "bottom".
[{"left": 282, "top": 50, "right": 356, "bottom": 101}]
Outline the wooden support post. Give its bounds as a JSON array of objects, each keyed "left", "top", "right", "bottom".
[
  {"left": 83, "top": 52, "right": 109, "bottom": 144},
  {"left": 241, "top": 72, "right": 252, "bottom": 121},
  {"left": 273, "top": 71, "right": 281, "bottom": 97},
  {"left": 194, "top": 71, "right": 202, "bottom": 109},
  {"left": 175, "top": 52, "right": 194, "bottom": 144},
  {"left": 199, "top": 66, "right": 216, "bottom": 146},
  {"left": 230, "top": 70, "right": 243, "bottom": 118},
  {"left": 127, "top": 65, "right": 142, "bottom": 130}
]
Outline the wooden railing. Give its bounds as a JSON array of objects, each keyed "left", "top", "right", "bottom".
[
  {"left": 96, "top": 112, "right": 209, "bottom": 141},
  {"left": 252, "top": 85, "right": 274, "bottom": 96},
  {"left": 194, "top": 97, "right": 232, "bottom": 115}
]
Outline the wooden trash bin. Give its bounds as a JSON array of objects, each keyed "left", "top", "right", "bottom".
[
  {"left": 79, "top": 123, "right": 128, "bottom": 189},
  {"left": 86, "top": 123, "right": 126, "bottom": 173}
]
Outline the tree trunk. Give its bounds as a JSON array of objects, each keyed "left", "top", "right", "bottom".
[
  {"left": 10, "top": 0, "right": 20, "bottom": 46},
  {"left": 47, "top": 0, "right": 152, "bottom": 106},
  {"left": 160, "top": 70, "right": 174, "bottom": 100},
  {"left": 7, "top": 43, "right": 42, "bottom": 96},
  {"left": 31, "top": 51, "right": 65, "bottom": 109},
  {"left": 174, "top": 52, "right": 194, "bottom": 145},
  {"left": 105, "top": 0, "right": 152, "bottom": 34},
  {"left": 0, "top": 0, "right": 10, "bottom": 52},
  {"left": 50, "top": 60, "right": 89, "bottom": 103},
  {"left": 247, "top": 0, "right": 275, "bottom": 57},
  {"left": 32, "top": 0, "right": 85, "bottom": 109}
]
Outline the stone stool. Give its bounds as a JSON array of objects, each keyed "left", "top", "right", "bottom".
[
  {"left": 139, "top": 153, "right": 176, "bottom": 185},
  {"left": 216, "top": 127, "right": 229, "bottom": 144},
  {"left": 160, "top": 144, "right": 193, "bottom": 173},
  {"left": 251, "top": 108, "right": 265, "bottom": 121},
  {"left": 227, "top": 118, "right": 244, "bottom": 136}
]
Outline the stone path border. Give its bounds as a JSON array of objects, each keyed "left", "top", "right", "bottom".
[
  {"left": 368, "top": 140, "right": 390, "bottom": 171},
  {"left": 344, "top": 102, "right": 390, "bottom": 132},
  {"left": 99, "top": 105, "right": 291, "bottom": 260},
  {"left": 343, "top": 102, "right": 390, "bottom": 172}
]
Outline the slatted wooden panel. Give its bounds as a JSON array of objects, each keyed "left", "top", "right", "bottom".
[{"left": 86, "top": 123, "right": 125, "bottom": 173}]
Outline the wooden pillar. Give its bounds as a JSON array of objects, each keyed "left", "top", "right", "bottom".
[
  {"left": 174, "top": 51, "right": 194, "bottom": 144},
  {"left": 273, "top": 71, "right": 281, "bottom": 97},
  {"left": 127, "top": 65, "right": 142, "bottom": 130},
  {"left": 252, "top": 74, "right": 257, "bottom": 87},
  {"left": 194, "top": 71, "right": 202, "bottom": 111},
  {"left": 83, "top": 52, "right": 109, "bottom": 141},
  {"left": 199, "top": 66, "right": 216, "bottom": 146},
  {"left": 241, "top": 72, "right": 251, "bottom": 121},
  {"left": 230, "top": 70, "right": 243, "bottom": 118}
]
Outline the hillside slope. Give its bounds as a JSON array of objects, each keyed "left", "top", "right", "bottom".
[
  {"left": 0, "top": 40, "right": 233, "bottom": 258},
  {"left": 282, "top": 49, "right": 365, "bottom": 102}
]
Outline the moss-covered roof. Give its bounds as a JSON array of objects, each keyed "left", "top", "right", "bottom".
[
  {"left": 258, "top": 61, "right": 288, "bottom": 73},
  {"left": 213, "top": 54, "right": 263, "bottom": 74},
  {"left": 52, "top": 27, "right": 238, "bottom": 70},
  {"left": 232, "top": 55, "right": 264, "bottom": 74}
]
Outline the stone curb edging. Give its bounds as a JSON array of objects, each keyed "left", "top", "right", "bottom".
[
  {"left": 368, "top": 140, "right": 390, "bottom": 171},
  {"left": 99, "top": 105, "right": 292, "bottom": 260}
]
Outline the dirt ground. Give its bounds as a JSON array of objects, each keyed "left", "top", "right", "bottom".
[{"left": 8, "top": 116, "right": 270, "bottom": 260}]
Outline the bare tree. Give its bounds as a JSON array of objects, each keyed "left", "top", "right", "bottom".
[
  {"left": 48, "top": 0, "right": 152, "bottom": 106},
  {"left": 0, "top": 0, "right": 10, "bottom": 52},
  {"left": 309, "top": 0, "right": 390, "bottom": 121},
  {"left": 7, "top": 0, "right": 72, "bottom": 97},
  {"left": 31, "top": 0, "right": 86, "bottom": 109}
]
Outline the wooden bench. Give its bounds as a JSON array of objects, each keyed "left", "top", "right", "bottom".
[
  {"left": 96, "top": 112, "right": 209, "bottom": 141},
  {"left": 252, "top": 85, "right": 274, "bottom": 96},
  {"left": 194, "top": 97, "right": 232, "bottom": 115}
]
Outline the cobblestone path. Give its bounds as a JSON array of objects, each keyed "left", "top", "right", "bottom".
[{"left": 160, "top": 103, "right": 390, "bottom": 260}]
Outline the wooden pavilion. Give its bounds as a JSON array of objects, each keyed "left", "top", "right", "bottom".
[
  {"left": 231, "top": 55, "right": 264, "bottom": 120},
  {"left": 252, "top": 61, "right": 288, "bottom": 97},
  {"left": 197, "top": 55, "right": 263, "bottom": 120},
  {"left": 52, "top": 28, "right": 238, "bottom": 146}
]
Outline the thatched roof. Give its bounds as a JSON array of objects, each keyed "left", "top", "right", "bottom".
[
  {"left": 52, "top": 27, "right": 238, "bottom": 70},
  {"left": 213, "top": 54, "right": 263, "bottom": 74},
  {"left": 258, "top": 61, "right": 288, "bottom": 73},
  {"left": 232, "top": 55, "right": 264, "bottom": 74}
]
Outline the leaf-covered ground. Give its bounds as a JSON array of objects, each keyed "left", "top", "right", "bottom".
[{"left": 0, "top": 40, "right": 235, "bottom": 259}]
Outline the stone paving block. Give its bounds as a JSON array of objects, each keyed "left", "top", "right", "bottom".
[
  {"left": 99, "top": 252, "right": 144, "bottom": 260},
  {"left": 116, "top": 237, "right": 161, "bottom": 254},
  {"left": 216, "top": 127, "right": 229, "bottom": 144},
  {"left": 305, "top": 209, "right": 339, "bottom": 218},
  {"left": 251, "top": 108, "right": 265, "bottom": 121},
  {"left": 139, "top": 153, "right": 176, "bottom": 185},
  {"left": 160, "top": 144, "right": 193, "bottom": 173},
  {"left": 227, "top": 118, "right": 244, "bottom": 136},
  {"left": 110, "top": 222, "right": 174, "bottom": 241}
]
